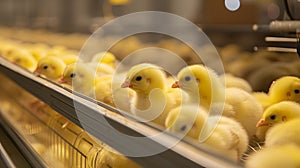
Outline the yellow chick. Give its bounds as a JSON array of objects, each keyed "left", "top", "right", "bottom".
[
  {"left": 165, "top": 105, "right": 248, "bottom": 161},
  {"left": 60, "top": 63, "right": 127, "bottom": 107},
  {"left": 172, "top": 64, "right": 224, "bottom": 108},
  {"left": 256, "top": 101, "right": 300, "bottom": 128},
  {"left": 173, "top": 64, "right": 263, "bottom": 138},
  {"left": 255, "top": 76, "right": 300, "bottom": 109},
  {"left": 245, "top": 144, "right": 300, "bottom": 168},
  {"left": 59, "top": 63, "right": 100, "bottom": 95},
  {"left": 4, "top": 49, "right": 37, "bottom": 72},
  {"left": 91, "top": 51, "right": 118, "bottom": 68},
  {"left": 255, "top": 101, "right": 300, "bottom": 142},
  {"left": 203, "top": 115, "right": 249, "bottom": 161},
  {"left": 121, "top": 63, "right": 179, "bottom": 126},
  {"left": 97, "top": 147, "right": 141, "bottom": 168},
  {"left": 165, "top": 105, "right": 207, "bottom": 139},
  {"left": 220, "top": 73, "right": 252, "bottom": 93},
  {"left": 34, "top": 56, "right": 67, "bottom": 81},
  {"left": 264, "top": 118, "right": 300, "bottom": 147},
  {"left": 268, "top": 76, "right": 300, "bottom": 104}
]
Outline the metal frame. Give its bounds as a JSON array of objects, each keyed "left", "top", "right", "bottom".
[{"left": 0, "top": 114, "right": 47, "bottom": 168}]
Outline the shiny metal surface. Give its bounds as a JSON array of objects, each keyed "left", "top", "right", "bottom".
[{"left": 0, "top": 143, "right": 16, "bottom": 168}]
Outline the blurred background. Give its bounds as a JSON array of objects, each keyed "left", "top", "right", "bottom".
[
  {"left": 0, "top": 0, "right": 293, "bottom": 50},
  {"left": 0, "top": 0, "right": 286, "bottom": 33}
]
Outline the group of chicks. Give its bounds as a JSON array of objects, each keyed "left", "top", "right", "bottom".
[
  {"left": 119, "top": 62, "right": 300, "bottom": 166},
  {"left": 245, "top": 77, "right": 300, "bottom": 168},
  {"left": 2, "top": 37, "right": 300, "bottom": 167},
  {"left": 0, "top": 38, "right": 120, "bottom": 104}
]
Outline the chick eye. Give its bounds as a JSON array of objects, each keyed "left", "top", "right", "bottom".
[
  {"left": 270, "top": 115, "right": 277, "bottom": 120},
  {"left": 135, "top": 76, "right": 142, "bottom": 81},
  {"left": 184, "top": 76, "right": 191, "bottom": 82},
  {"left": 294, "top": 89, "right": 300, "bottom": 94},
  {"left": 180, "top": 125, "right": 187, "bottom": 132},
  {"left": 43, "top": 65, "right": 48, "bottom": 69},
  {"left": 70, "top": 73, "right": 76, "bottom": 78}
]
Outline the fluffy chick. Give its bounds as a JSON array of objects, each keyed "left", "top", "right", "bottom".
[
  {"left": 165, "top": 105, "right": 207, "bottom": 139},
  {"left": 264, "top": 118, "right": 300, "bottom": 147},
  {"left": 173, "top": 64, "right": 263, "bottom": 138},
  {"left": 166, "top": 105, "right": 248, "bottom": 161},
  {"left": 173, "top": 64, "right": 224, "bottom": 108},
  {"left": 4, "top": 49, "right": 37, "bottom": 72},
  {"left": 245, "top": 144, "right": 300, "bottom": 168},
  {"left": 60, "top": 63, "right": 130, "bottom": 107},
  {"left": 203, "top": 115, "right": 249, "bottom": 161},
  {"left": 59, "top": 63, "right": 108, "bottom": 102},
  {"left": 268, "top": 76, "right": 300, "bottom": 104},
  {"left": 255, "top": 76, "right": 300, "bottom": 110},
  {"left": 255, "top": 101, "right": 300, "bottom": 142},
  {"left": 256, "top": 101, "right": 300, "bottom": 128},
  {"left": 122, "top": 63, "right": 180, "bottom": 126},
  {"left": 34, "top": 56, "right": 67, "bottom": 81}
]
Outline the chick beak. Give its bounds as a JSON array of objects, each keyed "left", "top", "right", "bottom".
[
  {"left": 58, "top": 77, "right": 66, "bottom": 84},
  {"left": 172, "top": 81, "right": 180, "bottom": 88},
  {"left": 256, "top": 119, "right": 269, "bottom": 127},
  {"left": 121, "top": 80, "right": 133, "bottom": 88},
  {"left": 33, "top": 68, "right": 41, "bottom": 75}
]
